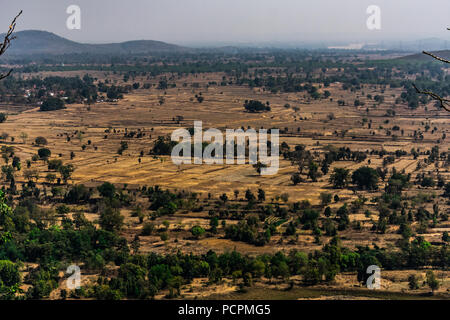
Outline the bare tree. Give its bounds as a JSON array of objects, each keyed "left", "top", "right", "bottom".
[
  {"left": 0, "top": 10, "right": 22, "bottom": 80},
  {"left": 413, "top": 28, "right": 450, "bottom": 112}
]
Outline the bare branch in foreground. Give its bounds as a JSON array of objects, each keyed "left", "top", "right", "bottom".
[
  {"left": 413, "top": 84, "right": 450, "bottom": 112},
  {"left": 0, "top": 10, "right": 23, "bottom": 80},
  {"left": 422, "top": 50, "right": 450, "bottom": 64},
  {"left": 413, "top": 27, "right": 450, "bottom": 112}
]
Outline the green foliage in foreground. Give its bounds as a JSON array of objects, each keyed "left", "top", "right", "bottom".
[{"left": 0, "top": 183, "right": 449, "bottom": 300}]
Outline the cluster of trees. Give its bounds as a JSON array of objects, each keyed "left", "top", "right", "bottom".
[
  {"left": 98, "top": 83, "right": 128, "bottom": 100},
  {"left": 284, "top": 143, "right": 370, "bottom": 186},
  {"left": 150, "top": 137, "right": 177, "bottom": 156},
  {"left": 1, "top": 142, "right": 76, "bottom": 198},
  {"left": 224, "top": 217, "right": 272, "bottom": 246},
  {"left": 1, "top": 75, "right": 98, "bottom": 106},
  {"left": 322, "top": 146, "right": 367, "bottom": 164},
  {"left": 328, "top": 165, "right": 385, "bottom": 190},
  {"left": 0, "top": 74, "right": 134, "bottom": 108}
]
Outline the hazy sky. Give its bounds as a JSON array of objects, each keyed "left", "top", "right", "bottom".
[{"left": 1, "top": 0, "right": 449, "bottom": 45}]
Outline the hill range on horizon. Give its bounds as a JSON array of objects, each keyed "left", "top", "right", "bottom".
[
  {"left": 0, "top": 30, "right": 189, "bottom": 56},
  {"left": 0, "top": 30, "right": 449, "bottom": 59}
]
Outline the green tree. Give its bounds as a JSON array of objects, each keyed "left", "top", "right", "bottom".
[
  {"left": 191, "top": 225, "right": 206, "bottom": 239},
  {"left": 329, "top": 168, "right": 350, "bottom": 188},
  {"left": 38, "top": 148, "right": 51, "bottom": 160},
  {"left": 307, "top": 161, "right": 320, "bottom": 182},
  {"left": 253, "top": 161, "right": 267, "bottom": 174},
  {"left": 319, "top": 192, "right": 332, "bottom": 206},
  {"left": 426, "top": 271, "right": 439, "bottom": 294},
  {"left": 357, "top": 253, "right": 380, "bottom": 285},
  {"left": 443, "top": 231, "right": 450, "bottom": 242},
  {"left": 58, "top": 164, "right": 75, "bottom": 184},
  {"left": 352, "top": 167, "right": 379, "bottom": 190},
  {"left": 99, "top": 206, "right": 124, "bottom": 232},
  {"left": 12, "top": 156, "right": 20, "bottom": 170},
  {"left": 142, "top": 222, "right": 155, "bottom": 236},
  {"left": 34, "top": 136, "right": 47, "bottom": 146},
  {"left": 408, "top": 274, "right": 419, "bottom": 290},
  {"left": 257, "top": 189, "right": 266, "bottom": 202},
  {"left": 245, "top": 189, "right": 255, "bottom": 202},
  {"left": 291, "top": 172, "right": 302, "bottom": 185},
  {"left": 0, "top": 260, "right": 21, "bottom": 287},
  {"left": 443, "top": 182, "right": 450, "bottom": 198},
  {"left": 117, "top": 263, "right": 147, "bottom": 298},
  {"left": 97, "top": 182, "right": 116, "bottom": 199},
  {"left": 0, "top": 191, "right": 14, "bottom": 231},
  {"left": 40, "top": 97, "right": 65, "bottom": 112},
  {"left": 209, "top": 216, "right": 219, "bottom": 233}
]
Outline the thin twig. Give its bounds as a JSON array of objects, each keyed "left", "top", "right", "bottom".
[
  {"left": 413, "top": 27, "right": 450, "bottom": 112},
  {"left": 0, "top": 10, "right": 22, "bottom": 80},
  {"left": 0, "top": 69, "right": 12, "bottom": 81},
  {"left": 422, "top": 51, "right": 450, "bottom": 64},
  {"left": 413, "top": 84, "right": 450, "bottom": 112}
]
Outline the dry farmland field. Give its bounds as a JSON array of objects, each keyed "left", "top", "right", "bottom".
[{"left": 0, "top": 48, "right": 449, "bottom": 300}]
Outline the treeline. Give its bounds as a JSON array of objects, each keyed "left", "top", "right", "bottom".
[{"left": 0, "top": 74, "right": 132, "bottom": 107}]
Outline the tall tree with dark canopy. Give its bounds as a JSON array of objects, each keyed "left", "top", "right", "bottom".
[{"left": 352, "top": 167, "right": 379, "bottom": 190}]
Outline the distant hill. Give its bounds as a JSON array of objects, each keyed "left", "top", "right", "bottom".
[
  {"left": 397, "top": 50, "right": 450, "bottom": 62},
  {"left": 1, "top": 30, "right": 188, "bottom": 55}
]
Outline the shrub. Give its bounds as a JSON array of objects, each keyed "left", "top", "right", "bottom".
[
  {"left": 191, "top": 225, "right": 206, "bottom": 239},
  {"left": 35, "top": 136, "right": 48, "bottom": 146},
  {"left": 38, "top": 148, "right": 51, "bottom": 160},
  {"left": 142, "top": 222, "right": 155, "bottom": 236},
  {"left": 0, "top": 260, "right": 21, "bottom": 287}
]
